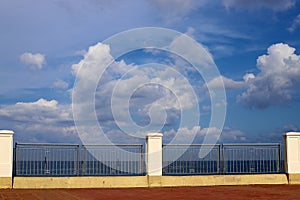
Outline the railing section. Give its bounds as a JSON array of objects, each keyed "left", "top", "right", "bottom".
[
  {"left": 162, "top": 143, "right": 282, "bottom": 175},
  {"left": 163, "top": 144, "right": 220, "bottom": 175},
  {"left": 222, "top": 143, "right": 282, "bottom": 174},
  {"left": 15, "top": 143, "right": 79, "bottom": 176},
  {"left": 14, "top": 143, "right": 145, "bottom": 176},
  {"left": 14, "top": 143, "right": 282, "bottom": 176},
  {"left": 80, "top": 145, "right": 145, "bottom": 176}
]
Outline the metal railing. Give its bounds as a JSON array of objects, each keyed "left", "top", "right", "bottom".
[
  {"left": 222, "top": 143, "right": 282, "bottom": 174},
  {"left": 14, "top": 143, "right": 283, "bottom": 176},
  {"left": 80, "top": 145, "right": 145, "bottom": 176},
  {"left": 15, "top": 143, "right": 79, "bottom": 176},
  {"left": 14, "top": 143, "right": 145, "bottom": 176},
  {"left": 163, "top": 144, "right": 220, "bottom": 175},
  {"left": 162, "top": 143, "right": 283, "bottom": 175}
]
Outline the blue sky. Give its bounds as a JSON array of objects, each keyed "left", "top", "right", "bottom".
[{"left": 1, "top": 0, "right": 300, "bottom": 144}]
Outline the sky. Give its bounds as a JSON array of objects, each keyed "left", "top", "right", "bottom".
[{"left": 0, "top": 0, "right": 300, "bottom": 145}]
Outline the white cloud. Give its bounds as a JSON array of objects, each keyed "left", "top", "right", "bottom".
[
  {"left": 53, "top": 80, "right": 69, "bottom": 89},
  {"left": 197, "top": 126, "right": 246, "bottom": 142},
  {"left": 99, "top": 64, "right": 199, "bottom": 135},
  {"left": 0, "top": 98, "right": 77, "bottom": 142},
  {"left": 72, "top": 42, "right": 201, "bottom": 140},
  {"left": 20, "top": 52, "right": 46, "bottom": 70},
  {"left": 223, "top": 0, "right": 296, "bottom": 11},
  {"left": 71, "top": 42, "right": 115, "bottom": 133},
  {"left": 206, "top": 75, "right": 244, "bottom": 89},
  {"left": 72, "top": 42, "right": 113, "bottom": 77},
  {"left": 220, "top": 127, "right": 246, "bottom": 142},
  {"left": 164, "top": 126, "right": 246, "bottom": 143},
  {"left": 243, "top": 73, "right": 255, "bottom": 82},
  {"left": 164, "top": 126, "right": 201, "bottom": 143},
  {"left": 198, "top": 127, "right": 220, "bottom": 138},
  {"left": 238, "top": 43, "right": 300, "bottom": 108},
  {"left": 0, "top": 98, "right": 72, "bottom": 123},
  {"left": 207, "top": 43, "right": 300, "bottom": 109},
  {"left": 288, "top": 14, "right": 300, "bottom": 32}
]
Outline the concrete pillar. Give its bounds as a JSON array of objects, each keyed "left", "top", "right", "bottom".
[
  {"left": 146, "top": 133, "right": 163, "bottom": 186},
  {"left": 146, "top": 133, "right": 163, "bottom": 176},
  {"left": 0, "top": 130, "right": 14, "bottom": 188},
  {"left": 284, "top": 132, "right": 300, "bottom": 184}
]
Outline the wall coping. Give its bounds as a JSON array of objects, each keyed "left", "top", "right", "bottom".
[
  {"left": 283, "top": 132, "right": 300, "bottom": 137},
  {"left": 146, "top": 133, "right": 163, "bottom": 138},
  {"left": 0, "top": 130, "right": 14, "bottom": 135}
]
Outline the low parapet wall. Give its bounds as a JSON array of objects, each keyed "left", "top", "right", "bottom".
[
  {"left": 159, "top": 174, "right": 288, "bottom": 187},
  {"left": 0, "top": 177, "right": 12, "bottom": 189},
  {"left": 13, "top": 174, "right": 288, "bottom": 189},
  {"left": 13, "top": 176, "right": 148, "bottom": 189}
]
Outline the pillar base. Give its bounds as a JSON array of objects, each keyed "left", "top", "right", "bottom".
[
  {"left": 287, "top": 174, "right": 300, "bottom": 184},
  {"left": 147, "top": 176, "right": 162, "bottom": 187},
  {"left": 0, "top": 177, "right": 12, "bottom": 189}
]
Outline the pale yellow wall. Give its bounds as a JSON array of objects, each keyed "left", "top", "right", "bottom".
[
  {"left": 160, "top": 174, "right": 288, "bottom": 187},
  {"left": 13, "top": 176, "right": 148, "bottom": 189},
  {"left": 0, "top": 177, "right": 12, "bottom": 189},
  {"left": 13, "top": 174, "right": 288, "bottom": 189},
  {"left": 287, "top": 174, "right": 300, "bottom": 184}
]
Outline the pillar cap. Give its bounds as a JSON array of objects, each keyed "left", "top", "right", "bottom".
[
  {"left": 0, "top": 130, "right": 14, "bottom": 135},
  {"left": 146, "top": 133, "right": 163, "bottom": 138},
  {"left": 284, "top": 132, "right": 300, "bottom": 137}
]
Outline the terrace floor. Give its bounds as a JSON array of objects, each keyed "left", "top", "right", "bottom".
[{"left": 1, "top": 185, "right": 300, "bottom": 200}]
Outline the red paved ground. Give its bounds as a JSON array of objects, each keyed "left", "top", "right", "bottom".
[{"left": 1, "top": 185, "right": 300, "bottom": 200}]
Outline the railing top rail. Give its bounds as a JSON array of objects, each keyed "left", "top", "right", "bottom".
[
  {"left": 222, "top": 143, "right": 280, "bottom": 146},
  {"left": 16, "top": 143, "right": 144, "bottom": 146},
  {"left": 15, "top": 143, "right": 280, "bottom": 147},
  {"left": 163, "top": 143, "right": 280, "bottom": 146},
  {"left": 15, "top": 143, "right": 80, "bottom": 147},
  {"left": 163, "top": 144, "right": 221, "bottom": 146},
  {"left": 82, "top": 144, "right": 144, "bottom": 147}
]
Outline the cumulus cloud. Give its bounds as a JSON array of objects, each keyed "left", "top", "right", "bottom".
[
  {"left": 243, "top": 73, "right": 255, "bottom": 82},
  {"left": 197, "top": 126, "right": 246, "bottom": 142},
  {"left": 164, "top": 126, "right": 246, "bottom": 144},
  {"left": 206, "top": 75, "right": 244, "bottom": 89},
  {"left": 223, "top": 0, "right": 296, "bottom": 11},
  {"left": 0, "top": 99, "right": 66, "bottom": 122},
  {"left": 220, "top": 127, "right": 246, "bottom": 142},
  {"left": 202, "top": 43, "right": 300, "bottom": 109},
  {"left": 0, "top": 99, "right": 77, "bottom": 142},
  {"left": 53, "top": 80, "right": 69, "bottom": 89},
  {"left": 98, "top": 62, "right": 198, "bottom": 135},
  {"left": 288, "top": 14, "right": 300, "bottom": 32},
  {"left": 238, "top": 43, "right": 300, "bottom": 108},
  {"left": 164, "top": 126, "right": 201, "bottom": 143},
  {"left": 72, "top": 41, "right": 201, "bottom": 141},
  {"left": 20, "top": 52, "right": 46, "bottom": 70}
]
